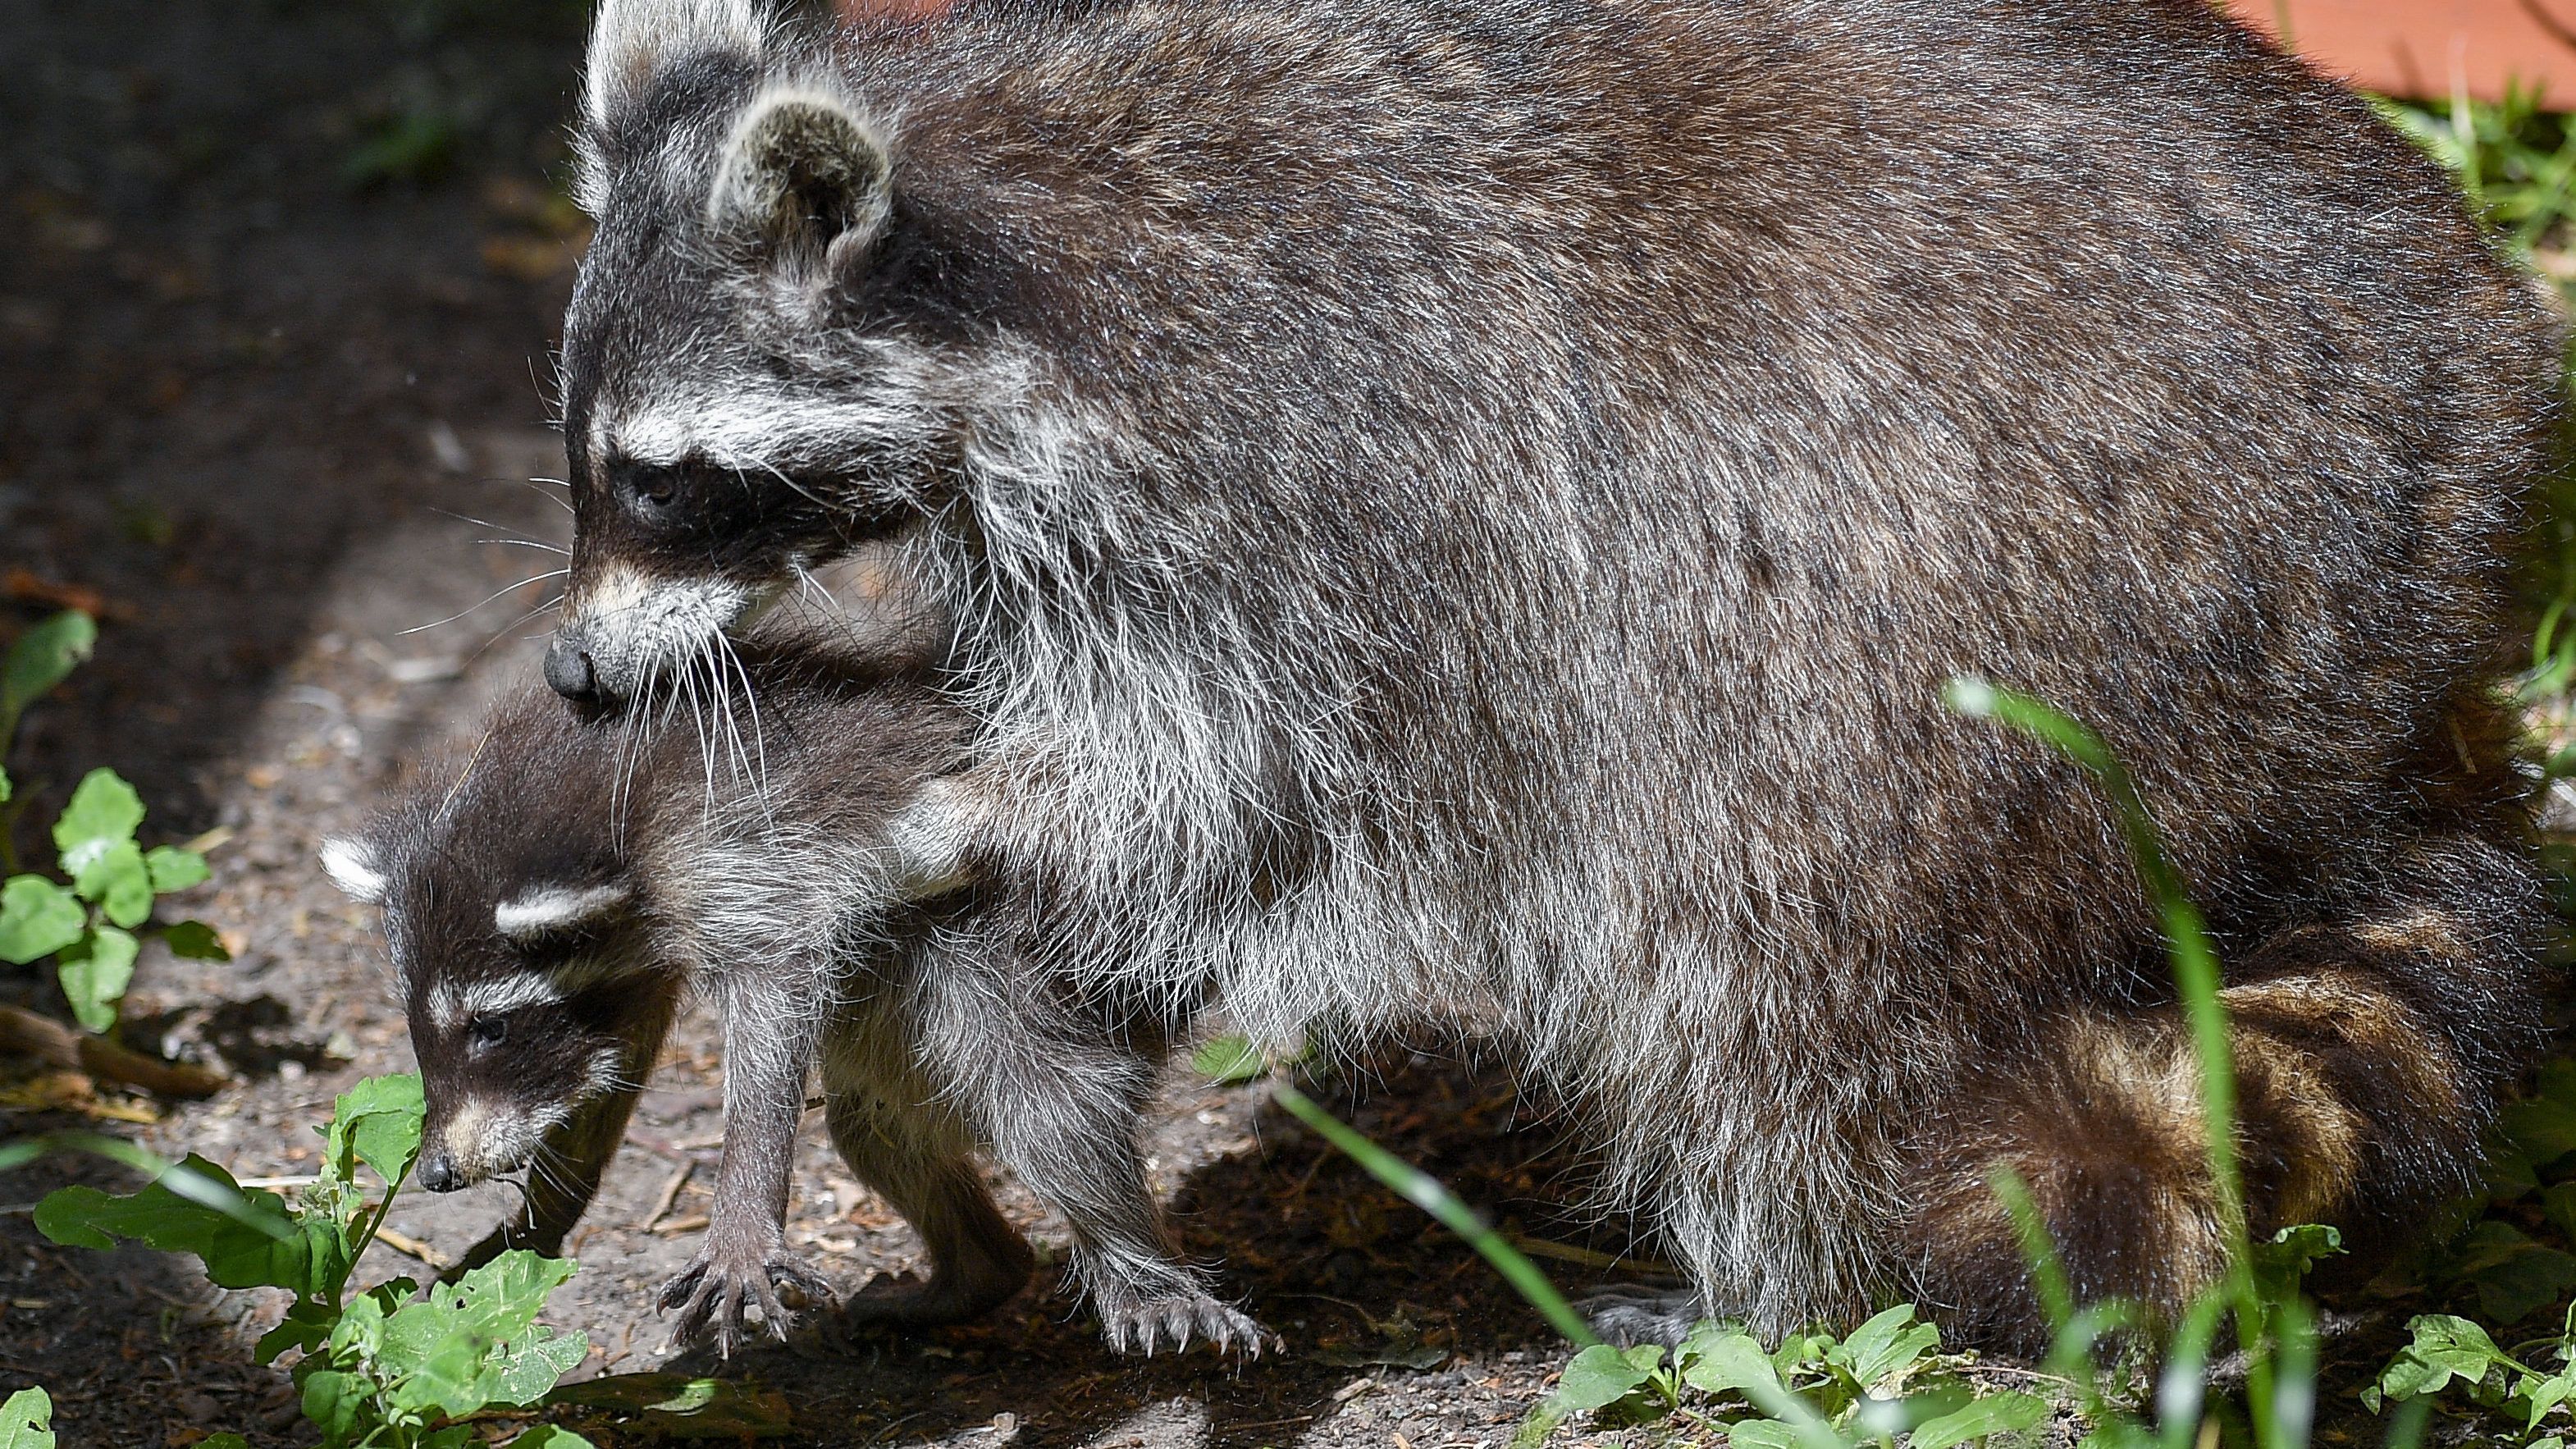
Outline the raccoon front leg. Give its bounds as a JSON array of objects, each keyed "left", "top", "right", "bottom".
[
  {"left": 660, "top": 965, "right": 837, "bottom": 1355},
  {"left": 911, "top": 941, "right": 1274, "bottom": 1355}
]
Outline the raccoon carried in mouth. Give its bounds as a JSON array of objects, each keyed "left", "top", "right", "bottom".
[
  {"left": 322, "top": 638, "right": 1281, "bottom": 1355},
  {"left": 533, "top": 0, "right": 2560, "bottom": 1351}
]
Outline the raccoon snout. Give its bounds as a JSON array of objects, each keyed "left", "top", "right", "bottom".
[
  {"left": 543, "top": 633, "right": 601, "bottom": 704},
  {"left": 416, "top": 1146, "right": 466, "bottom": 1193}
]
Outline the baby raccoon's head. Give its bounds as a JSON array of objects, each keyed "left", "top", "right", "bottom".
[
  {"left": 320, "top": 702, "right": 678, "bottom": 1193},
  {"left": 546, "top": 0, "right": 979, "bottom": 710}
]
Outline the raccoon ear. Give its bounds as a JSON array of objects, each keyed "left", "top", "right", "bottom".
[
  {"left": 496, "top": 884, "right": 635, "bottom": 943},
  {"left": 708, "top": 87, "right": 894, "bottom": 286},
  {"left": 319, "top": 837, "right": 388, "bottom": 904},
  {"left": 584, "top": 0, "right": 768, "bottom": 129}
]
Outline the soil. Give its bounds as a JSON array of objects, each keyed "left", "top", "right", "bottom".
[{"left": 0, "top": 2, "right": 2550, "bottom": 1447}]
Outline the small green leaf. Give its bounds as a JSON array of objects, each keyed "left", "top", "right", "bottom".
[
  {"left": 57, "top": 926, "right": 138, "bottom": 1033},
  {"left": 2450, "top": 1223, "right": 2576, "bottom": 1323},
  {"left": 300, "top": 1369, "right": 370, "bottom": 1445},
  {"left": 1729, "top": 1420, "right": 1806, "bottom": 1449},
  {"left": 0, "top": 766, "right": 11, "bottom": 805},
  {"left": 2253, "top": 1223, "right": 2344, "bottom": 1305},
  {"left": 325, "top": 1072, "right": 426, "bottom": 1189},
  {"left": 34, "top": 1154, "right": 306, "bottom": 1291},
  {"left": 69, "top": 841, "right": 149, "bottom": 927},
  {"left": 381, "top": 1306, "right": 491, "bottom": 1420},
  {"left": 0, "top": 1387, "right": 52, "bottom": 1449},
  {"left": 507, "top": 1429, "right": 599, "bottom": 1449},
  {"left": 1191, "top": 1033, "right": 1267, "bottom": 1085},
  {"left": 53, "top": 769, "right": 144, "bottom": 877},
  {"left": 2525, "top": 1371, "right": 2576, "bottom": 1430},
  {"left": 143, "top": 846, "right": 208, "bottom": 895},
  {"left": 2, "top": 612, "right": 96, "bottom": 736},
  {"left": 441, "top": 1250, "right": 581, "bottom": 1344},
  {"left": 1910, "top": 1390, "right": 2051, "bottom": 1449},
  {"left": 254, "top": 1300, "right": 336, "bottom": 1364},
  {"left": 2503, "top": 1063, "right": 2576, "bottom": 1167},
  {"left": 159, "top": 920, "right": 231, "bottom": 961},
  {"left": 0, "top": 876, "right": 85, "bottom": 964},
  {"left": 2373, "top": 1314, "right": 2512, "bottom": 1406},
  {"left": 1837, "top": 1303, "right": 1943, "bottom": 1389},
  {"left": 486, "top": 1329, "right": 591, "bottom": 1408},
  {"left": 1679, "top": 1323, "right": 1784, "bottom": 1396},
  {"left": 197, "top": 1438, "right": 251, "bottom": 1449},
  {"left": 1548, "top": 1342, "right": 1663, "bottom": 1415}
]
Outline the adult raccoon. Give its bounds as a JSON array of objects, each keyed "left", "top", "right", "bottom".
[{"left": 538, "top": 0, "right": 2562, "bottom": 1349}]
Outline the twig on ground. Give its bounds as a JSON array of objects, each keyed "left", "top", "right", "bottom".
[
  {"left": 640, "top": 1159, "right": 692, "bottom": 1230},
  {"left": 0, "top": 1004, "right": 228, "bottom": 1099},
  {"left": 1502, "top": 1232, "right": 1675, "bottom": 1277},
  {"left": 371, "top": 1226, "right": 454, "bottom": 1272}
]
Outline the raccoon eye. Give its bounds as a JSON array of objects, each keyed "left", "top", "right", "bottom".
[
  {"left": 466, "top": 1016, "right": 509, "bottom": 1051},
  {"left": 627, "top": 470, "right": 681, "bottom": 513}
]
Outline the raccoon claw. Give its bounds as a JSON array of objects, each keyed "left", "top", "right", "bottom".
[
  {"left": 1094, "top": 1288, "right": 1277, "bottom": 1357},
  {"left": 1573, "top": 1285, "right": 1704, "bottom": 1349},
  {"left": 659, "top": 1245, "right": 837, "bottom": 1357}
]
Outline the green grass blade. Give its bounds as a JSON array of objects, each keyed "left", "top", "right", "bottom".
[{"left": 1271, "top": 1082, "right": 1603, "bottom": 1347}]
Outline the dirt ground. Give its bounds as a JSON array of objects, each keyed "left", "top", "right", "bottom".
[
  {"left": 0, "top": 1, "right": 2551, "bottom": 1447},
  {"left": 0, "top": 2, "right": 1624, "bottom": 1444}
]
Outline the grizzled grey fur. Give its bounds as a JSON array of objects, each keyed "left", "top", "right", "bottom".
[{"left": 534, "top": 0, "right": 2562, "bottom": 1350}]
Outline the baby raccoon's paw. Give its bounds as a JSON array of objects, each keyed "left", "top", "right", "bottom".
[
  {"left": 1094, "top": 1284, "right": 1277, "bottom": 1357},
  {"left": 659, "top": 1236, "right": 837, "bottom": 1358},
  {"left": 1574, "top": 1284, "right": 1705, "bottom": 1350},
  {"left": 837, "top": 1265, "right": 1024, "bottom": 1331}
]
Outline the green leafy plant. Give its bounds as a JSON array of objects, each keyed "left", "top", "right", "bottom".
[
  {"left": 1528, "top": 1309, "right": 2042, "bottom": 1449},
  {"left": 0, "top": 1388, "right": 55, "bottom": 1449},
  {"left": 0, "top": 611, "right": 94, "bottom": 786},
  {"left": 2365, "top": 1306, "right": 2576, "bottom": 1444},
  {"left": 34, "top": 1073, "right": 596, "bottom": 1449},
  {"left": 0, "top": 609, "right": 226, "bottom": 1034},
  {"left": 0, "top": 767, "right": 230, "bottom": 1031}
]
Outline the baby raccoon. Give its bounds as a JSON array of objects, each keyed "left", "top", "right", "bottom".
[
  {"left": 539, "top": 0, "right": 2559, "bottom": 1352},
  {"left": 320, "top": 645, "right": 1239, "bottom": 1353}
]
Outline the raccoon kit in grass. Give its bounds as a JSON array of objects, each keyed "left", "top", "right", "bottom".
[{"left": 529, "top": 0, "right": 2565, "bottom": 1352}]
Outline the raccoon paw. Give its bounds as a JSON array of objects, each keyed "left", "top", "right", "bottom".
[
  {"left": 1094, "top": 1287, "right": 1277, "bottom": 1357},
  {"left": 659, "top": 1244, "right": 838, "bottom": 1358},
  {"left": 836, "top": 1265, "right": 1023, "bottom": 1330},
  {"left": 1574, "top": 1285, "right": 1705, "bottom": 1349}
]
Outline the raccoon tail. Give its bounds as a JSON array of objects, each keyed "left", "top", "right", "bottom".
[{"left": 1904, "top": 832, "right": 2547, "bottom": 1353}]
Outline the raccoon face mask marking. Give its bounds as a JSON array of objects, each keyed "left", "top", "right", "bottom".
[{"left": 551, "top": 80, "right": 911, "bottom": 708}]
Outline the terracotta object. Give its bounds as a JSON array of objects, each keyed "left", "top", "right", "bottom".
[
  {"left": 2226, "top": 0, "right": 2576, "bottom": 102},
  {"left": 829, "top": 0, "right": 2570, "bottom": 103},
  {"left": 835, "top": 0, "right": 958, "bottom": 22}
]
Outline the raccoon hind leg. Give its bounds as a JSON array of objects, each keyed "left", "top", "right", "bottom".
[
  {"left": 819, "top": 1040, "right": 1035, "bottom": 1331},
  {"left": 1906, "top": 832, "right": 2546, "bottom": 1354}
]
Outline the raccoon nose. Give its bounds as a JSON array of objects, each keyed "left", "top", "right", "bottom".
[
  {"left": 543, "top": 634, "right": 601, "bottom": 703},
  {"left": 416, "top": 1148, "right": 464, "bottom": 1193}
]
